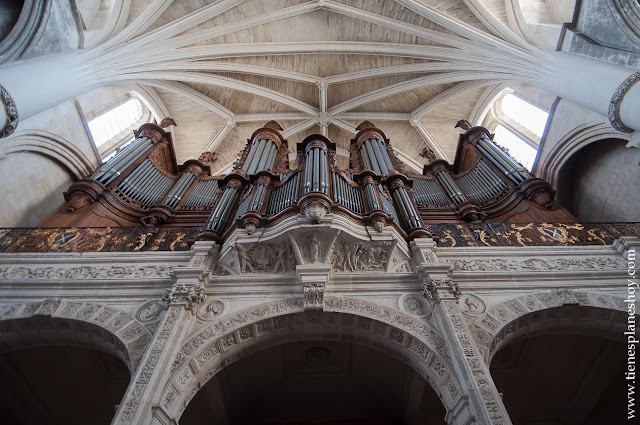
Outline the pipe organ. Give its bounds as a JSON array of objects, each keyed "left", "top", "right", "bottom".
[{"left": 42, "top": 119, "right": 574, "bottom": 241}]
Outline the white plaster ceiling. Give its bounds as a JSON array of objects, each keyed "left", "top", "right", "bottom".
[{"left": 87, "top": 0, "right": 556, "bottom": 172}]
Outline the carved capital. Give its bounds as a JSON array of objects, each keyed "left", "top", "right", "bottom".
[
  {"left": 316, "top": 79, "right": 329, "bottom": 90},
  {"left": 423, "top": 277, "right": 460, "bottom": 302},
  {"left": 297, "top": 264, "right": 332, "bottom": 311},
  {"left": 162, "top": 283, "right": 206, "bottom": 312}
]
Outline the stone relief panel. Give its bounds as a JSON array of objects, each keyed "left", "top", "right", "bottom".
[
  {"left": 466, "top": 290, "right": 628, "bottom": 363},
  {"left": 0, "top": 298, "right": 152, "bottom": 370},
  {"left": 214, "top": 235, "right": 298, "bottom": 275},
  {"left": 330, "top": 239, "right": 390, "bottom": 272}
]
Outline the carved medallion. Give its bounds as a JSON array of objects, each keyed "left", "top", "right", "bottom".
[
  {"left": 197, "top": 300, "right": 224, "bottom": 321},
  {"left": 135, "top": 300, "right": 165, "bottom": 324},
  {"left": 398, "top": 294, "right": 433, "bottom": 318},
  {"left": 460, "top": 294, "right": 486, "bottom": 316}
]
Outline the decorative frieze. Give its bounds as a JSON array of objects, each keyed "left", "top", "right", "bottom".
[
  {"left": 0, "top": 264, "right": 172, "bottom": 280},
  {"left": 450, "top": 256, "right": 625, "bottom": 272}
]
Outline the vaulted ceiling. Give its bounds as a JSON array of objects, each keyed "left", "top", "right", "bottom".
[{"left": 82, "top": 0, "right": 558, "bottom": 172}]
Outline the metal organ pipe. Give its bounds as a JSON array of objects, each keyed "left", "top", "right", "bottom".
[
  {"left": 108, "top": 139, "right": 155, "bottom": 182},
  {"left": 163, "top": 172, "right": 196, "bottom": 209},
  {"left": 130, "top": 161, "right": 157, "bottom": 196},
  {"left": 243, "top": 140, "right": 261, "bottom": 173},
  {"left": 377, "top": 139, "right": 395, "bottom": 173},
  {"left": 242, "top": 140, "right": 258, "bottom": 173},
  {"left": 94, "top": 138, "right": 154, "bottom": 185},
  {"left": 360, "top": 146, "right": 372, "bottom": 170},
  {"left": 437, "top": 171, "right": 467, "bottom": 204},
  {"left": 370, "top": 139, "right": 390, "bottom": 175},
  {"left": 265, "top": 143, "right": 278, "bottom": 171},
  {"left": 119, "top": 159, "right": 152, "bottom": 197},
  {"left": 363, "top": 140, "right": 380, "bottom": 174}
]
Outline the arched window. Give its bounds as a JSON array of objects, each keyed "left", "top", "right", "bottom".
[
  {"left": 501, "top": 94, "right": 548, "bottom": 137},
  {"left": 88, "top": 98, "right": 143, "bottom": 148},
  {"left": 485, "top": 90, "right": 550, "bottom": 171},
  {"left": 494, "top": 125, "right": 538, "bottom": 170}
]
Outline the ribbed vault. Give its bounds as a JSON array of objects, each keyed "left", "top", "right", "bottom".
[{"left": 72, "top": 0, "right": 574, "bottom": 168}]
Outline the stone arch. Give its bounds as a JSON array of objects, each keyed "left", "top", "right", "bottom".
[
  {"left": 535, "top": 122, "right": 633, "bottom": 190},
  {"left": 0, "top": 0, "right": 48, "bottom": 65},
  {"left": 466, "top": 290, "right": 628, "bottom": 364},
  {"left": 0, "top": 298, "right": 153, "bottom": 371},
  {"left": 158, "top": 297, "right": 461, "bottom": 422},
  {"left": 0, "top": 129, "right": 97, "bottom": 179}
]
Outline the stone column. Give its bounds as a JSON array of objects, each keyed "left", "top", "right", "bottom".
[
  {"left": 111, "top": 242, "right": 218, "bottom": 425},
  {"left": 544, "top": 52, "right": 640, "bottom": 133},
  {"left": 0, "top": 53, "right": 95, "bottom": 130},
  {"left": 412, "top": 239, "right": 512, "bottom": 425}
]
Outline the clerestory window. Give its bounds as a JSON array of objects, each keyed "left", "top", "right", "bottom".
[
  {"left": 88, "top": 98, "right": 143, "bottom": 148},
  {"left": 490, "top": 92, "right": 549, "bottom": 171}
]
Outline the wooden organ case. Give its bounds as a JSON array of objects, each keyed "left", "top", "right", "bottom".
[{"left": 40, "top": 120, "right": 575, "bottom": 241}]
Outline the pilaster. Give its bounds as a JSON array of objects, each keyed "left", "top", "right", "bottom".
[
  {"left": 111, "top": 242, "right": 218, "bottom": 425},
  {"left": 413, "top": 240, "right": 513, "bottom": 425}
]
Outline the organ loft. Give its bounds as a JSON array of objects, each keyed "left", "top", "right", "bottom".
[
  {"left": 39, "top": 120, "right": 574, "bottom": 239},
  {"left": 0, "top": 1, "right": 637, "bottom": 424}
]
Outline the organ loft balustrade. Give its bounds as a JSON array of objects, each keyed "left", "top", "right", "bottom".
[{"left": 25, "top": 117, "right": 602, "bottom": 252}]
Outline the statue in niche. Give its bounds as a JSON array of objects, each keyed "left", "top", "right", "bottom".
[{"left": 235, "top": 244, "right": 254, "bottom": 273}]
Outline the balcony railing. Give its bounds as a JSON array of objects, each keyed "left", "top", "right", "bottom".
[{"left": 0, "top": 223, "right": 637, "bottom": 253}]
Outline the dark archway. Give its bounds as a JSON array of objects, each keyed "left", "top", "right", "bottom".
[
  {"left": 490, "top": 332, "right": 626, "bottom": 424},
  {"left": 181, "top": 340, "right": 447, "bottom": 425},
  {"left": 0, "top": 314, "right": 136, "bottom": 424},
  {"left": 0, "top": 345, "right": 130, "bottom": 425},
  {"left": 556, "top": 138, "right": 640, "bottom": 221}
]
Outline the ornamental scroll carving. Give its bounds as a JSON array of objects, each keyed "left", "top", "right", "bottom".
[
  {"left": 303, "top": 283, "right": 324, "bottom": 311},
  {"left": 450, "top": 257, "right": 625, "bottom": 272},
  {"left": 0, "top": 264, "right": 172, "bottom": 280}
]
